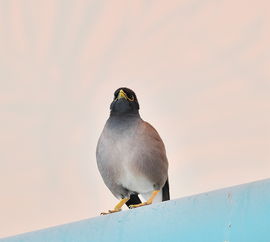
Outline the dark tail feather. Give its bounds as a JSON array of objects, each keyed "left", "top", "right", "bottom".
[
  {"left": 162, "top": 179, "right": 170, "bottom": 201},
  {"left": 125, "top": 194, "right": 142, "bottom": 208}
]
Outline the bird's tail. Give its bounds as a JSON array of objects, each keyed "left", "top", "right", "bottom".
[{"left": 162, "top": 179, "right": 170, "bottom": 201}]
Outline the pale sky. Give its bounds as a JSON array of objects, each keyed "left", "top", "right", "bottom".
[{"left": 1, "top": 0, "right": 270, "bottom": 238}]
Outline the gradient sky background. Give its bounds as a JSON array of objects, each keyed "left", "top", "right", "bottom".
[{"left": 1, "top": 0, "right": 270, "bottom": 238}]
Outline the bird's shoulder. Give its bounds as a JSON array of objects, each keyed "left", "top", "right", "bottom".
[
  {"left": 138, "top": 120, "right": 164, "bottom": 144},
  {"left": 137, "top": 120, "right": 168, "bottom": 165}
]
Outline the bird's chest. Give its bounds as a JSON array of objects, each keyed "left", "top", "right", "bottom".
[
  {"left": 99, "top": 127, "right": 153, "bottom": 193},
  {"left": 98, "top": 125, "right": 138, "bottom": 172},
  {"left": 101, "top": 125, "right": 137, "bottom": 158}
]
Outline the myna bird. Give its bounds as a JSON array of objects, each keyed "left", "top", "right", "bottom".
[{"left": 96, "top": 87, "right": 170, "bottom": 215}]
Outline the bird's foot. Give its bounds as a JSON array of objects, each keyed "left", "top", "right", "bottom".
[
  {"left": 100, "top": 198, "right": 130, "bottom": 215},
  {"left": 129, "top": 202, "right": 150, "bottom": 208},
  {"left": 129, "top": 190, "right": 160, "bottom": 209},
  {"left": 100, "top": 208, "right": 121, "bottom": 215}
]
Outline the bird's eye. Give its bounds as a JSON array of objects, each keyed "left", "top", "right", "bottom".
[{"left": 127, "top": 94, "right": 134, "bottom": 102}]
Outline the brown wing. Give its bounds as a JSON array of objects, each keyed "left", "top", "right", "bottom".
[{"left": 133, "top": 121, "right": 168, "bottom": 189}]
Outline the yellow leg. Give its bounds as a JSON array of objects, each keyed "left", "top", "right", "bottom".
[
  {"left": 129, "top": 190, "right": 160, "bottom": 208},
  {"left": 101, "top": 198, "right": 129, "bottom": 215}
]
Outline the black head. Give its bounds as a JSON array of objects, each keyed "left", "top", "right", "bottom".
[{"left": 110, "top": 87, "right": 140, "bottom": 116}]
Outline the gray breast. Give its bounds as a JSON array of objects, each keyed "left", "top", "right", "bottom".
[{"left": 96, "top": 116, "right": 168, "bottom": 198}]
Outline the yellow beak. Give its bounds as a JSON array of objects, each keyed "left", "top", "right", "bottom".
[{"left": 117, "top": 89, "right": 127, "bottom": 100}]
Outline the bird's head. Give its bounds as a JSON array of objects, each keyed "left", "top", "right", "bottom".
[{"left": 110, "top": 87, "right": 140, "bottom": 116}]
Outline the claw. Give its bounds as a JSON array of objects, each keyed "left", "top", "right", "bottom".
[
  {"left": 129, "top": 202, "right": 148, "bottom": 208},
  {"left": 100, "top": 209, "right": 121, "bottom": 215},
  {"left": 100, "top": 198, "right": 129, "bottom": 215}
]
